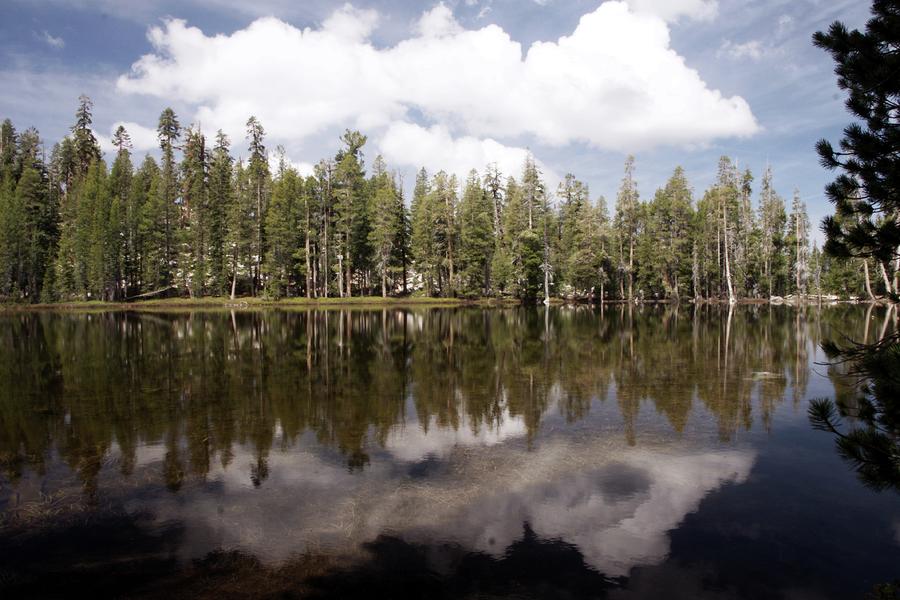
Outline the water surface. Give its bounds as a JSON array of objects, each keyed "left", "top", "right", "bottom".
[{"left": 0, "top": 305, "right": 897, "bottom": 598}]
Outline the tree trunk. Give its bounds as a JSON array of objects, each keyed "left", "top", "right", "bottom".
[
  {"left": 381, "top": 270, "right": 387, "bottom": 298},
  {"left": 628, "top": 239, "right": 634, "bottom": 302},
  {"left": 795, "top": 217, "right": 801, "bottom": 295},
  {"left": 402, "top": 250, "right": 408, "bottom": 295},
  {"left": 543, "top": 257, "right": 550, "bottom": 305},
  {"left": 256, "top": 180, "right": 262, "bottom": 296},
  {"left": 447, "top": 249, "right": 455, "bottom": 298},
  {"left": 893, "top": 254, "right": 899, "bottom": 295},
  {"left": 723, "top": 202, "right": 735, "bottom": 304},
  {"left": 692, "top": 243, "right": 700, "bottom": 302},
  {"left": 312, "top": 249, "right": 318, "bottom": 298},
  {"left": 305, "top": 205, "right": 312, "bottom": 298},
  {"left": 346, "top": 245, "right": 352, "bottom": 298},
  {"left": 230, "top": 251, "right": 238, "bottom": 300},
  {"left": 878, "top": 261, "right": 892, "bottom": 296},
  {"left": 863, "top": 259, "right": 876, "bottom": 301},
  {"left": 716, "top": 217, "right": 721, "bottom": 297},
  {"left": 337, "top": 253, "right": 344, "bottom": 298}
]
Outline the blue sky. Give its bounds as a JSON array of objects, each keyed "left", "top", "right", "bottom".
[{"left": 0, "top": 0, "right": 871, "bottom": 242}]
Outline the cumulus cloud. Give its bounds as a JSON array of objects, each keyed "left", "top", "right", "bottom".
[
  {"left": 379, "top": 121, "right": 557, "bottom": 184},
  {"left": 96, "top": 121, "right": 159, "bottom": 155},
  {"left": 625, "top": 0, "right": 718, "bottom": 22},
  {"left": 116, "top": 1, "right": 757, "bottom": 166},
  {"left": 116, "top": 121, "right": 159, "bottom": 151}
]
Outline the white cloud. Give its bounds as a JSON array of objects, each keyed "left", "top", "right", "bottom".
[
  {"left": 293, "top": 160, "right": 316, "bottom": 177},
  {"left": 268, "top": 151, "right": 316, "bottom": 177},
  {"left": 37, "top": 30, "right": 65, "bottom": 48},
  {"left": 116, "top": 1, "right": 757, "bottom": 163},
  {"left": 96, "top": 121, "right": 159, "bottom": 155},
  {"left": 379, "top": 121, "right": 558, "bottom": 185},
  {"left": 320, "top": 3, "right": 379, "bottom": 41},
  {"left": 414, "top": 2, "right": 462, "bottom": 37},
  {"left": 718, "top": 39, "right": 766, "bottom": 61},
  {"left": 115, "top": 121, "right": 159, "bottom": 151},
  {"left": 625, "top": 0, "right": 718, "bottom": 22}
]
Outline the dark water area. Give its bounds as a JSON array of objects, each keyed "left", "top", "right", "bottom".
[{"left": 0, "top": 305, "right": 897, "bottom": 599}]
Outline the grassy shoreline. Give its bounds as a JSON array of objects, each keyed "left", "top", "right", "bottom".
[
  {"left": 0, "top": 296, "right": 523, "bottom": 312},
  {"left": 0, "top": 295, "right": 871, "bottom": 312}
]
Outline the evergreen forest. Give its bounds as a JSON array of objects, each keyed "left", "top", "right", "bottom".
[{"left": 0, "top": 97, "right": 891, "bottom": 304}]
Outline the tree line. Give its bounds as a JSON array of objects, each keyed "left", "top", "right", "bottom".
[{"left": 0, "top": 96, "right": 886, "bottom": 304}]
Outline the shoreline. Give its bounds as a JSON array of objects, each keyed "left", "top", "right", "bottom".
[{"left": 0, "top": 295, "right": 886, "bottom": 312}]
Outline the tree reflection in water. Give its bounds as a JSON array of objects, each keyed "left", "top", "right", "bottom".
[{"left": 0, "top": 305, "right": 839, "bottom": 488}]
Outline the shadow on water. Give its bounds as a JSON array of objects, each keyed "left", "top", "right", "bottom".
[
  {"left": 1, "top": 505, "right": 620, "bottom": 599},
  {"left": 0, "top": 508, "right": 185, "bottom": 598}
]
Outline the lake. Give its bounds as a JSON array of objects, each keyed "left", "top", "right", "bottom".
[{"left": 0, "top": 305, "right": 898, "bottom": 599}]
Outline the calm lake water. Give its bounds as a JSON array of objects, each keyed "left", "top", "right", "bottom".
[{"left": 0, "top": 305, "right": 898, "bottom": 599}]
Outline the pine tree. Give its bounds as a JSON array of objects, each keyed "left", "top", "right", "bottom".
[
  {"left": 365, "top": 156, "right": 399, "bottom": 297},
  {"left": 157, "top": 108, "right": 181, "bottom": 288},
  {"left": 639, "top": 167, "right": 693, "bottom": 299},
  {"left": 180, "top": 126, "right": 209, "bottom": 296},
  {"left": 758, "top": 165, "right": 788, "bottom": 297},
  {"left": 265, "top": 149, "right": 303, "bottom": 298},
  {"left": 74, "top": 159, "right": 111, "bottom": 299},
  {"left": 502, "top": 159, "right": 547, "bottom": 300},
  {"left": 0, "top": 165, "right": 14, "bottom": 297},
  {"left": 245, "top": 116, "right": 268, "bottom": 295},
  {"left": 333, "top": 130, "right": 366, "bottom": 297},
  {"left": 0, "top": 119, "right": 16, "bottom": 175},
  {"left": 458, "top": 169, "right": 493, "bottom": 296},
  {"left": 134, "top": 156, "right": 164, "bottom": 293},
  {"left": 484, "top": 164, "right": 505, "bottom": 246},
  {"left": 614, "top": 156, "right": 640, "bottom": 301},
  {"left": 410, "top": 167, "right": 438, "bottom": 296},
  {"left": 227, "top": 160, "right": 253, "bottom": 299},
  {"left": 301, "top": 173, "right": 319, "bottom": 298},
  {"left": 390, "top": 181, "right": 411, "bottom": 295},
  {"left": 429, "top": 171, "right": 459, "bottom": 297},
  {"left": 814, "top": 2, "right": 900, "bottom": 295},
  {"left": 557, "top": 173, "right": 589, "bottom": 293},
  {"left": 788, "top": 189, "right": 810, "bottom": 294},
  {"left": 560, "top": 177, "right": 606, "bottom": 298},
  {"left": 591, "top": 197, "right": 613, "bottom": 302},
  {"left": 208, "top": 131, "right": 233, "bottom": 296},
  {"left": 714, "top": 157, "right": 739, "bottom": 304},
  {"left": 312, "top": 159, "right": 335, "bottom": 298},
  {"left": 71, "top": 95, "right": 100, "bottom": 177},
  {"left": 107, "top": 127, "right": 133, "bottom": 299},
  {"left": 733, "top": 167, "right": 758, "bottom": 297}
]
